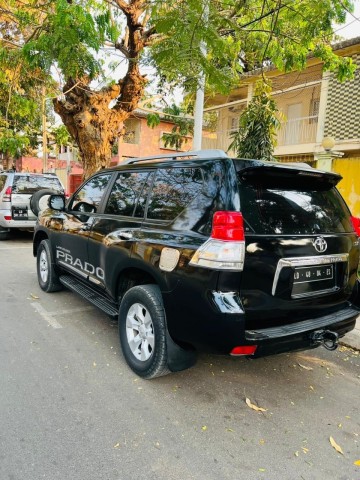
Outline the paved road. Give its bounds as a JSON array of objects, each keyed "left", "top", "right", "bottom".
[{"left": 1, "top": 231, "right": 359, "bottom": 480}]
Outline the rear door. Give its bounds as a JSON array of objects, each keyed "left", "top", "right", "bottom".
[
  {"left": 87, "top": 170, "right": 152, "bottom": 292},
  {"left": 235, "top": 163, "right": 359, "bottom": 328},
  {"left": 12, "top": 174, "right": 63, "bottom": 221}
]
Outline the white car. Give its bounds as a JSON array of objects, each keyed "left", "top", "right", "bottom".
[{"left": 0, "top": 171, "right": 64, "bottom": 240}]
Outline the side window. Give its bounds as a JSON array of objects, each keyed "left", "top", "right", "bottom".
[
  {"left": 104, "top": 171, "right": 150, "bottom": 217},
  {"left": 69, "top": 173, "right": 112, "bottom": 212},
  {"left": 147, "top": 167, "right": 203, "bottom": 221}
]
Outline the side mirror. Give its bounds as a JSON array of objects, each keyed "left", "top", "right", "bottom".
[{"left": 49, "top": 194, "right": 65, "bottom": 211}]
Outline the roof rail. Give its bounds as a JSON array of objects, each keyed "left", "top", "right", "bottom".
[{"left": 125, "top": 149, "right": 228, "bottom": 165}]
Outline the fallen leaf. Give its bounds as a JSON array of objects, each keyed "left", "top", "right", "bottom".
[
  {"left": 298, "top": 363, "right": 313, "bottom": 371},
  {"left": 113, "top": 443, "right": 120, "bottom": 448},
  {"left": 201, "top": 425, "right": 207, "bottom": 431},
  {"left": 330, "top": 436, "right": 344, "bottom": 455},
  {"left": 259, "top": 468, "right": 266, "bottom": 472},
  {"left": 226, "top": 428, "right": 234, "bottom": 432},
  {"left": 302, "top": 447, "right": 309, "bottom": 454},
  {"left": 354, "top": 460, "right": 360, "bottom": 466},
  {"left": 294, "top": 451, "right": 299, "bottom": 457},
  {"left": 30, "top": 293, "right": 39, "bottom": 299},
  {"left": 245, "top": 397, "right": 267, "bottom": 412}
]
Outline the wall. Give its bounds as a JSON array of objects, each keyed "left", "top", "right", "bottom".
[
  {"left": 324, "top": 53, "right": 360, "bottom": 141},
  {"left": 332, "top": 157, "right": 360, "bottom": 217},
  {"left": 118, "top": 117, "right": 193, "bottom": 160}
]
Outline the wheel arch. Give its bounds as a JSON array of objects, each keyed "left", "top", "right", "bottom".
[
  {"left": 113, "top": 266, "right": 164, "bottom": 302},
  {"left": 33, "top": 230, "right": 49, "bottom": 257}
]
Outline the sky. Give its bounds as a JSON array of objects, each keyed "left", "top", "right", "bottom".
[{"left": 335, "top": 1, "right": 360, "bottom": 39}]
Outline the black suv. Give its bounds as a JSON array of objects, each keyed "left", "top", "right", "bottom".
[{"left": 33, "top": 150, "right": 360, "bottom": 378}]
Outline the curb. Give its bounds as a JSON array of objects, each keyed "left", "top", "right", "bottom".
[{"left": 339, "top": 317, "right": 360, "bottom": 351}]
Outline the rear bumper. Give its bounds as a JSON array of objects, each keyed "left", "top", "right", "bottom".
[
  {"left": 246, "top": 305, "right": 358, "bottom": 357},
  {"left": 164, "top": 282, "right": 359, "bottom": 356},
  {"left": 0, "top": 211, "right": 37, "bottom": 229}
]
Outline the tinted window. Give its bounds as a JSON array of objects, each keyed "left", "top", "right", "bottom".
[
  {"left": 240, "top": 181, "right": 353, "bottom": 235},
  {"left": 0, "top": 175, "right": 7, "bottom": 192},
  {"left": 69, "top": 173, "right": 112, "bottom": 211},
  {"left": 12, "top": 175, "right": 63, "bottom": 194},
  {"left": 105, "top": 171, "right": 150, "bottom": 217},
  {"left": 147, "top": 168, "right": 203, "bottom": 221}
]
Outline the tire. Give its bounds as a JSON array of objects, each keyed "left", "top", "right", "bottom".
[
  {"left": 0, "top": 227, "right": 9, "bottom": 241},
  {"left": 30, "top": 189, "right": 58, "bottom": 217},
  {"left": 119, "top": 285, "right": 170, "bottom": 379},
  {"left": 36, "top": 239, "right": 63, "bottom": 292}
]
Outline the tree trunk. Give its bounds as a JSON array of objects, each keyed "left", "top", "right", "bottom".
[
  {"left": 54, "top": 72, "right": 144, "bottom": 179},
  {"left": 53, "top": 0, "right": 147, "bottom": 179}
]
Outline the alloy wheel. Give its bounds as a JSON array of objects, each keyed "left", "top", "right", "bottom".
[
  {"left": 39, "top": 249, "right": 49, "bottom": 283},
  {"left": 126, "top": 302, "right": 155, "bottom": 361}
]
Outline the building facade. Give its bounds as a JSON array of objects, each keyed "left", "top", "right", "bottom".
[
  {"left": 202, "top": 37, "right": 360, "bottom": 215},
  {"left": 113, "top": 110, "right": 193, "bottom": 162}
]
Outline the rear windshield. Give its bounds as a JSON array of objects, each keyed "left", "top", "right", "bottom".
[
  {"left": 239, "top": 179, "right": 353, "bottom": 235},
  {"left": 12, "top": 175, "right": 63, "bottom": 194}
]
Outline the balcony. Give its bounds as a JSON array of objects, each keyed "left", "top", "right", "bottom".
[
  {"left": 202, "top": 114, "right": 319, "bottom": 154},
  {"left": 277, "top": 115, "right": 318, "bottom": 146}
]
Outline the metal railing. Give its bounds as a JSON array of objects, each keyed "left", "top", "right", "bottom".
[{"left": 277, "top": 115, "right": 318, "bottom": 146}]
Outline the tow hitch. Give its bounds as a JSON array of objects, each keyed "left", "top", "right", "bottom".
[{"left": 310, "top": 330, "right": 339, "bottom": 351}]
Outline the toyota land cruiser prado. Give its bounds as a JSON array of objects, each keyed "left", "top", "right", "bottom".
[
  {"left": 0, "top": 172, "right": 64, "bottom": 239},
  {"left": 33, "top": 150, "right": 360, "bottom": 378}
]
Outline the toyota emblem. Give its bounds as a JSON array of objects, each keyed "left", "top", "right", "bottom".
[{"left": 313, "top": 237, "right": 327, "bottom": 253}]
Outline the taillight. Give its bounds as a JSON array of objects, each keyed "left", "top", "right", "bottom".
[
  {"left": 3, "top": 186, "right": 12, "bottom": 202},
  {"left": 351, "top": 216, "right": 360, "bottom": 236},
  {"left": 211, "top": 211, "right": 244, "bottom": 241},
  {"left": 189, "top": 211, "right": 245, "bottom": 270}
]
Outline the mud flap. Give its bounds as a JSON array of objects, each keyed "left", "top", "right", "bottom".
[{"left": 166, "top": 332, "right": 197, "bottom": 372}]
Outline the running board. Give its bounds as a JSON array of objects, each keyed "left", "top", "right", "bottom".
[{"left": 59, "top": 275, "right": 119, "bottom": 318}]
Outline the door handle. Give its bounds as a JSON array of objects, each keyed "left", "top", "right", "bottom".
[
  {"left": 117, "top": 231, "right": 133, "bottom": 240},
  {"left": 80, "top": 223, "right": 92, "bottom": 231}
]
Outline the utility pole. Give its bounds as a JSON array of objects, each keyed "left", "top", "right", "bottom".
[
  {"left": 42, "top": 86, "right": 47, "bottom": 173},
  {"left": 193, "top": 71, "right": 206, "bottom": 151},
  {"left": 192, "top": 1, "right": 209, "bottom": 151}
]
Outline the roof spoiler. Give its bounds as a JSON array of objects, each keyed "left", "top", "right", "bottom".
[{"left": 237, "top": 163, "right": 342, "bottom": 187}]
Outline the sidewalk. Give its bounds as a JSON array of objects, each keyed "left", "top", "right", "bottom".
[{"left": 340, "top": 316, "right": 360, "bottom": 350}]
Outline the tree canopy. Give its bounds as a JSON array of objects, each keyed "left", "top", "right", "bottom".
[{"left": 0, "top": 0, "right": 357, "bottom": 176}]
